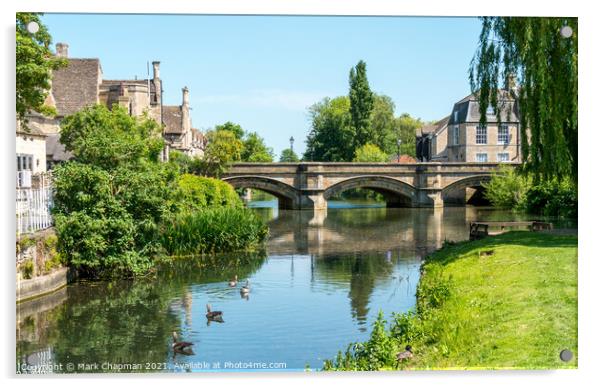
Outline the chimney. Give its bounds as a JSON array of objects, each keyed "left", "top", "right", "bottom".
[
  {"left": 152, "top": 61, "right": 160, "bottom": 80},
  {"left": 56, "top": 42, "right": 69, "bottom": 58},
  {"left": 182, "top": 86, "right": 189, "bottom": 106}
]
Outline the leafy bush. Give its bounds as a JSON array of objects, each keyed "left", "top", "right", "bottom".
[
  {"left": 524, "top": 179, "right": 577, "bottom": 218},
  {"left": 174, "top": 174, "right": 242, "bottom": 211},
  {"left": 483, "top": 166, "right": 531, "bottom": 209},
  {"left": 160, "top": 207, "right": 268, "bottom": 256},
  {"left": 21, "top": 260, "right": 34, "bottom": 279},
  {"left": 353, "top": 143, "right": 389, "bottom": 162}
]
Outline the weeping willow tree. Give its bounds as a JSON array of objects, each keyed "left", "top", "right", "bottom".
[{"left": 470, "top": 17, "right": 578, "bottom": 183}]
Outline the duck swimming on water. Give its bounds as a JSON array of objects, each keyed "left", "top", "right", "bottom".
[
  {"left": 172, "top": 331, "right": 194, "bottom": 355},
  {"left": 240, "top": 280, "right": 250, "bottom": 295},
  {"left": 228, "top": 275, "right": 238, "bottom": 287},
  {"left": 206, "top": 304, "right": 223, "bottom": 320}
]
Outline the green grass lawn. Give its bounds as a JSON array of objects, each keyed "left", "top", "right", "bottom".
[
  {"left": 405, "top": 231, "right": 578, "bottom": 370},
  {"left": 323, "top": 231, "right": 578, "bottom": 371}
]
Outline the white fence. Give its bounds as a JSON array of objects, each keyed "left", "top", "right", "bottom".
[{"left": 16, "top": 182, "right": 53, "bottom": 235}]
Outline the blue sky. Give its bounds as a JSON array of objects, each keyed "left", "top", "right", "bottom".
[{"left": 42, "top": 14, "right": 483, "bottom": 156}]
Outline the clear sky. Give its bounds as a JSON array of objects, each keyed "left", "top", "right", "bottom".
[{"left": 41, "top": 13, "right": 483, "bottom": 157}]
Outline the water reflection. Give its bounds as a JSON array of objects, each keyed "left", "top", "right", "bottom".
[{"left": 17, "top": 201, "right": 570, "bottom": 372}]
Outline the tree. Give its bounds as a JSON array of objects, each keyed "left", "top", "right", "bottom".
[
  {"left": 16, "top": 13, "right": 66, "bottom": 125},
  {"left": 200, "top": 129, "right": 243, "bottom": 177},
  {"left": 369, "top": 94, "right": 397, "bottom": 155},
  {"left": 470, "top": 17, "right": 578, "bottom": 182},
  {"left": 279, "top": 148, "right": 300, "bottom": 162},
  {"left": 395, "top": 113, "right": 421, "bottom": 158},
  {"left": 353, "top": 143, "right": 389, "bottom": 163},
  {"left": 241, "top": 132, "right": 274, "bottom": 162},
  {"left": 60, "top": 105, "right": 164, "bottom": 170},
  {"left": 216, "top": 121, "right": 245, "bottom": 140},
  {"left": 304, "top": 97, "right": 354, "bottom": 161},
  {"left": 349, "top": 60, "right": 374, "bottom": 151}
]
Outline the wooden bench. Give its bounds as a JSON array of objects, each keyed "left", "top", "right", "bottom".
[{"left": 469, "top": 221, "right": 553, "bottom": 240}]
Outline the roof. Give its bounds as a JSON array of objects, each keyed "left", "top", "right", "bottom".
[
  {"left": 420, "top": 115, "right": 450, "bottom": 136},
  {"left": 163, "top": 105, "right": 184, "bottom": 134},
  {"left": 448, "top": 90, "right": 519, "bottom": 125},
  {"left": 51, "top": 59, "right": 101, "bottom": 116},
  {"left": 16, "top": 122, "right": 46, "bottom": 137},
  {"left": 389, "top": 154, "right": 417, "bottom": 164},
  {"left": 45, "top": 133, "right": 73, "bottom": 162}
]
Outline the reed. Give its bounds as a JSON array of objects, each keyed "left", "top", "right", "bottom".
[{"left": 160, "top": 207, "right": 268, "bottom": 256}]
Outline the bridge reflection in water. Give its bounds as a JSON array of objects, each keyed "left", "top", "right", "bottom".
[{"left": 251, "top": 202, "right": 480, "bottom": 256}]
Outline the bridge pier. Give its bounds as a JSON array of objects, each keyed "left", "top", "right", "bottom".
[{"left": 416, "top": 189, "right": 444, "bottom": 208}]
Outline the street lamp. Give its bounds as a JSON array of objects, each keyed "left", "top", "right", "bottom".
[
  {"left": 289, "top": 136, "right": 295, "bottom": 152},
  {"left": 397, "top": 138, "right": 402, "bottom": 163}
]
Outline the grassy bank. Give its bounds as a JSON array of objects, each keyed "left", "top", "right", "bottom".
[{"left": 324, "top": 231, "right": 577, "bottom": 370}]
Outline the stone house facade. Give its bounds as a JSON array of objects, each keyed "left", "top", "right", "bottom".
[
  {"left": 417, "top": 88, "right": 521, "bottom": 163},
  {"left": 19, "top": 42, "right": 205, "bottom": 170}
]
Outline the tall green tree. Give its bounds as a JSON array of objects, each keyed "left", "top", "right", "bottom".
[
  {"left": 241, "top": 132, "right": 274, "bottom": 162},
  {"left": 16, "top": 13, "right": 66, "bottom": 125},
  {"left": 216, "top": 121, "right": 245, "bottom": 140},
  {"left": 200, "top": 129, "right": 243, "bottom": 177},
  {"left": 279, "top": 148, "right": 300, "bottom": 162},
  {"left": 470, "top": 17, "right": 578, "bottom": 182},
  {"left": 304, "top": 97, "right": 354, "bottom": 161},
  {"left": 349, "top": 60, "right": 374, "bottom": 151},
  {"left": 395, "top": 113, "right": 421, "bottom": 158},
  {"left": 353, "top": 143, "right": 389, "bottom": 162},
  {"left": 369, "top": 94, "right": 397, "bottom": 154}
]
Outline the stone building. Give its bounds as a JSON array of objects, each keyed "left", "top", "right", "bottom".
[
  {"left": 417, "top": 85, "right": 521, "bottom": 163},
  {"left": 446, "top": 89, "right": 521, "bottom": 163},
  {"left": 20, "top": 42, "right": 205, "bottom": 169}
]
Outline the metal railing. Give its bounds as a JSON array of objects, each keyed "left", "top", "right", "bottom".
[{"left": 16, "top": 174, "right": 53, "bottom": 235}]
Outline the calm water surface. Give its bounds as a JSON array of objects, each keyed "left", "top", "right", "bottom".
[{"left": 17, "top": 201, "right": 572, "bottom": 372}]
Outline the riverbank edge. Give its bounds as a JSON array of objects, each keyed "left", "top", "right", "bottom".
[
  {"left": 323, "top": 230, "right": 578, "bottom": 371},
  {"left": 16, "top": 266, "right": 76, "bottom": 303}
]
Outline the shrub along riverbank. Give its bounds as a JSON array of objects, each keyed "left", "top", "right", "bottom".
[
  {"left": 52, "top": 105, "right": 267, "bottom": 279},
  {"left": 324, "top": 231, "right": 577, "bottom": 370}
]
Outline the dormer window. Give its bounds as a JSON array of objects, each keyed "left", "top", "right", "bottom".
[
  {"left": 486, "top": 104, "right": 495, "bottom": 115},
  {"left": 453, "top": 111, "right": 458, "bottom": 122}
]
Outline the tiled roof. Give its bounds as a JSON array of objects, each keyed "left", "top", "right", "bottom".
[
  {"left": 389, "top": 154, "right": 417, "bottom": 164},
  {"left": 51, "top": 59, "right": 101, "bottom": 116},
  {"left": 420, "top": 115, "right": 450, "bottom": 135},
  {"left": 448, "top": 90, "right": 519, "bottom": 125},
  {"left": 163, "top": 105, "right": 184, "bottom": 134}
]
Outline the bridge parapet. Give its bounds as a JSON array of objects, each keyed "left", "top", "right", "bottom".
[{"left": 222, "top": 162, "right": 518, "bottom": 210}]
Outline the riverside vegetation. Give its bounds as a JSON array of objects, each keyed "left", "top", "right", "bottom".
[
  {"left": 52, "top": 105, "right": 267, "bottom": 279},
  {"left": 323, "top": 231, "right": 577, "bottom": 370}
]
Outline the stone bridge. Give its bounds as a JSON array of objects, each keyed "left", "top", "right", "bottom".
[{"left": 222, "top": 162, "right": 516, "bottom": 210}]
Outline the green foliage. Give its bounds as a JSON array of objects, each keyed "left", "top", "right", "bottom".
[
  {"left": 279, "top": 148, "right": 300, "bottom": 162},
  {"left": 168, "top": 149, "right": 203, "bottom": 174},
  {"left": 216, "top": 121, "right": 245, "bottom": 140},
  {"left": 16, "top": 13, "right": 67, "bottom": 124},
  {"left": 395, "top": 113, "right": 421, "bottom": 157},
  {"left": 160, "top": 208, "right": 268, "bottom": 256},
  {"left": 483, "top": 166, "right": 577, "bottom": 217},
  {"left": 349, "top": 60, "right": 374, "bottom": 150},
  {"left": 483, "top": 166, "right": 531, "bottom": 209},
  {"left": 21, "top": 260, "right": 34, "bottom": 280},
  {"left": 199, "top": 129, "right": 243, "bottom": 177},
  {"left": 174, "top": 174, "right": 242, "bottom": 211},
  {"left": 60, "top": 105, "right": 164, "bottom": 170},
  {"left": 304, "top": 96, "right": 354, "bottom": 161},
  {"left": 353, "top": 143, "right": 389, "bottom": 162},
  {"left": 241, "top": 132, "right": 274, "bottom": 162},
  {"left": 470, "top": 17, "right": 578, "bottom": 182}
]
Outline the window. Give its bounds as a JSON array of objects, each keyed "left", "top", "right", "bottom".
[
  {"left": 476, "top": 153, "right": 488, "bottom": 162},
  {"left": 486, "top": 104, "right": 495, "bottom": 115},
  {"left": 16, "top": 154, "right": 33, "bottom": 171},
  {"left": 453, "top": 111, "right": 458, "bottom": 122},
  {"left": 498, "top": 124, "right": 509, "bottom": 144},
  {"left": 476, "top": 124, "right": 487, "bottom": 144},
  {"left": 452, "top": 125, "right": 460, "bottom": 145},
  {"left": 497, "top": 153, "right": 510, "bottom": 162}
]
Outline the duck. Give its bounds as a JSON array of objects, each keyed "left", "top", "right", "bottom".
[
  {"left": 240, "top": 280, "right": 250, "bottom": 295},
  {"left": 171, "top": 331, "right": 194, "bottom": 354},
  {"left": 396, "top": 345, "right": 413, "bottom": 362},
  {"left": 228, "top": 275, "right": 238, "bottom": 287},
  {"left": 206, "top": 303, "right": 223, "bottom": 320}
]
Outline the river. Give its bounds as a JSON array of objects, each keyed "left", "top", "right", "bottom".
[{"left": 16, "top": 201, "right": 573, "bottom": 373}]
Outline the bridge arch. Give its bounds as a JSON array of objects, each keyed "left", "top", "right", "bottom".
[
  {"left": 323, "top": 176, "right": 417, "bottom": 207},
  {"left": 222, "top": 175, "right": 298, "bottom": 209},
  {"left": 442, "top": 175, "right": 492, "bottom": 205}
]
